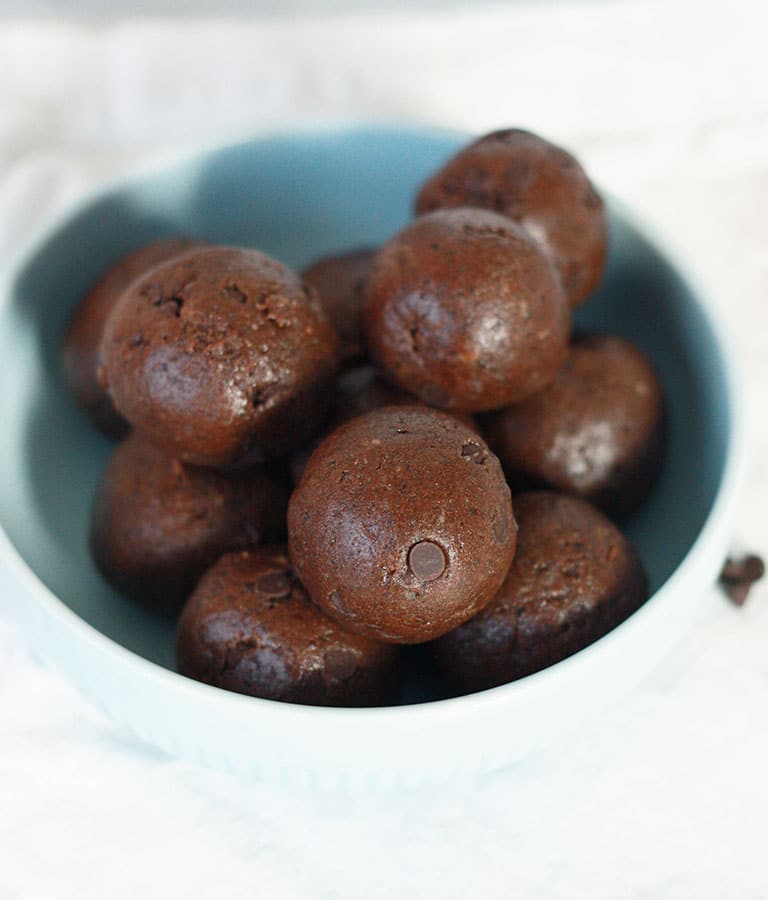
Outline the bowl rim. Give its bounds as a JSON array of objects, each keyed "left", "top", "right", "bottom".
[{"left": 0, "top": 121, "right": 746, "bottom": 729}]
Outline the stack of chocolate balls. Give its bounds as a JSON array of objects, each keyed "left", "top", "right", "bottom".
[{"left": 61, "top": 129, "right": 665, "bottom": 706}]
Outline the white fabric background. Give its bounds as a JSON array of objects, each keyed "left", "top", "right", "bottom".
[{"left": 2, "top": 2, "right": 768, "bottom": 897}]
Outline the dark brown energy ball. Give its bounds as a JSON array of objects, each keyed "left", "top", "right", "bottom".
[
  {"left": 100, "top": 245, "right": 339, "bottom": 468},
  {"left": 363, "top": 208, "right": 570, "bottom": 412},
  {"left": 90, "top": 433, "right": 288, "bottom": 615},
  {"left": 176, "top": 547, "right": 399, "bottom": 706},
  {"left": 61, "top": 236, "right": 201, "bottom": 437},
  {"left": 484, "top": 334, "right": 666, "bottom": 518},
  {"left": 301, "top": 247, "right": 377, "bottom": 361},
  {"left": 433, "top": 491, "right": 648, "bottom": 693},
  {"left": 415, "top": 129, "right": 607, "bottom": 307},
  {"left": 288, "top": 406, "right": 516, "bottom": 643}
]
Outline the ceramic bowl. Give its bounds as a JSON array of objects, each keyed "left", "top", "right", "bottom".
[{"left": 0, "top": 125, "right": 743, "bottom": 787}]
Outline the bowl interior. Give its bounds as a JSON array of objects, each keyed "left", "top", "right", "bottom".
[{"left": 0, "top": 126, "right": 730, "bottom": 694}]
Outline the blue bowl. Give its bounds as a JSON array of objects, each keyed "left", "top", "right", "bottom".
[{"left": 0, "top": 126, "right": 744, "bottom": 784}]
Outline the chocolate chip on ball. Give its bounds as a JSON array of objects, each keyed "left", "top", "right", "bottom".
[
  {"left": 484, "top": 334, "right": 666, "bottom": 518},
  {"left": 433, "top": 491, "right": 648, "bottom": 693},
  {"left": 363, "top": 208, "right": 570, "bottom": 412},
  {"left": 61, "top": 236, "right": 202, "bottom": 437},
  {"left": 176, "top": 547, "right": 399, "bottom": 706},
  {"left": 302, "top": 247, "right": 377, "bottom": 362},
  {"left": 287, "top": 405, "right": 516, "bottom": 643},
  {"left": 90, "top": 432, "right": 288, "bottom": 614},
  {"left": 100, "top": 245, "right": 339, "bottom": 468},
  {"left": 415, "top": 129, "right": 607, "bottom": 307}
]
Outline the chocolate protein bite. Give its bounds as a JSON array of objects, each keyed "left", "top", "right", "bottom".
[
  {"left": 484, "top": 333, "right": 666, "bottom": 518},
  {"left": 100, "top": 245, "right": 339, "bottom": 468},
  {"left": 301, "top": 247, "right": 377, "bottom": 361},
  {"left": 176, "top": 547, "right": 399, "bottom": 706},
  {"left": 61, "top": 236, "right": 202, "bottom": 437},
  {"left": 288, "top": 405, "right": 516, "bottom": 643},
  {"left": 433, "top": 491, "right": 648, "bottom": 693},
  {"left": 415, "top": 129, "right": 607, "bottom": 307},
  {"left": 90, "top": 432, "right": 288, "bottom": 615},
  {"left": 363, "top": 208, "right": 570, "bottom": 412}
]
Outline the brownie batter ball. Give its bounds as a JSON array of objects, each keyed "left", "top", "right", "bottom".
[
  {"left": 61, "top": 236, "right": 201, "bottom": 437},
  {"left": 176, "top": 547, "right": 399, "bottom": 706},
  {"left": 415, "top": 129, "right": 607, "bottom": 307},
  {"left": 288, "top": 406, "right": 516, "bottom": 643},
  {"left": 90, "top": 433, "right": 288, "bottom": 614},
  {"left": 363, "top": 208, "right": 570, "bottom": 412},
  {"left": 100, "top": 246, "right": 339, "bottom": 468},
  {"left": 433, "top": 491, "right": 648, "bottom": 693},
  {"left": 484, "top": 334, "right": 666, "bottom": 518},
  {"left": 302, "top": 247, "right": 376, "bottom": 361}
]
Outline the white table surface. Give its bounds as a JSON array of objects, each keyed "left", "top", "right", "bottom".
[{"left": 2, "top": 3, "right": 768, "bottom": 897}]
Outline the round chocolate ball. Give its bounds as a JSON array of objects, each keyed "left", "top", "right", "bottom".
[
  {"left": 61, "top": 236, "right": 201, "bottom": 437},
  {"left": 363, "top": 208, "right": 570, "bottom": 412},
  {"left": 100, "top": 246, "right": 339, "bottom": 468},
  {"left": 301, "top": 247, "right": 377, "bottom": 361},
  {"left": 90, "top": 432, "right": 288, "bottom": 614},
  {"left": 415, "top": 129, "right": 607, "bottom": 307},
  {"left": 484, "top": 334, "right": 666, "bottom": 518},
  {"left": 176, "top": 547, "right": 399, "bottom": 706},
  {"left": 288, "top": 405, "right": 516, "bottom": 643},
  {"left": 433, "top": 491, "right": 648, "bottom": 693}
]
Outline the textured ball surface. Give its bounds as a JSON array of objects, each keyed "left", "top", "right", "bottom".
[
  {"left": 62, "top": 236, "right": 201, "bottom": 437},
  {"left": 433, "top": 491, "right": 648, "bottom": 693},
  {"left": 484, "top": 334, "right": 666, "bottom": 517},
  {"left": 176, "top": 547, "right": 399, "bottom": 706},
  {"left": 90, "top": 433, "right": 287, "bottom": 614},
  {"left": 100, "top": 245, "right": 339, "bottom": 467}
]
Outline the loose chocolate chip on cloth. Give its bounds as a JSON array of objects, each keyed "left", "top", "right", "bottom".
[{"left": 719, "top": 554, "right": 765, "bottom": 606}]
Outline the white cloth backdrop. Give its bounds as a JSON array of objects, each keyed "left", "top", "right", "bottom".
[{"left": 2, "top": 2, "right": 768, "bottom": 897}]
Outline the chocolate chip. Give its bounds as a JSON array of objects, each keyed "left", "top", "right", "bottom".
[
  {"left": 719, "top": 554, "right": 765, "bottom": 606},
  {"left": 256, "top": 570, "right": 292, "bottom": 599},
  {"left": 408, "top": 541, "right": 446, "bottom": 582}
]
